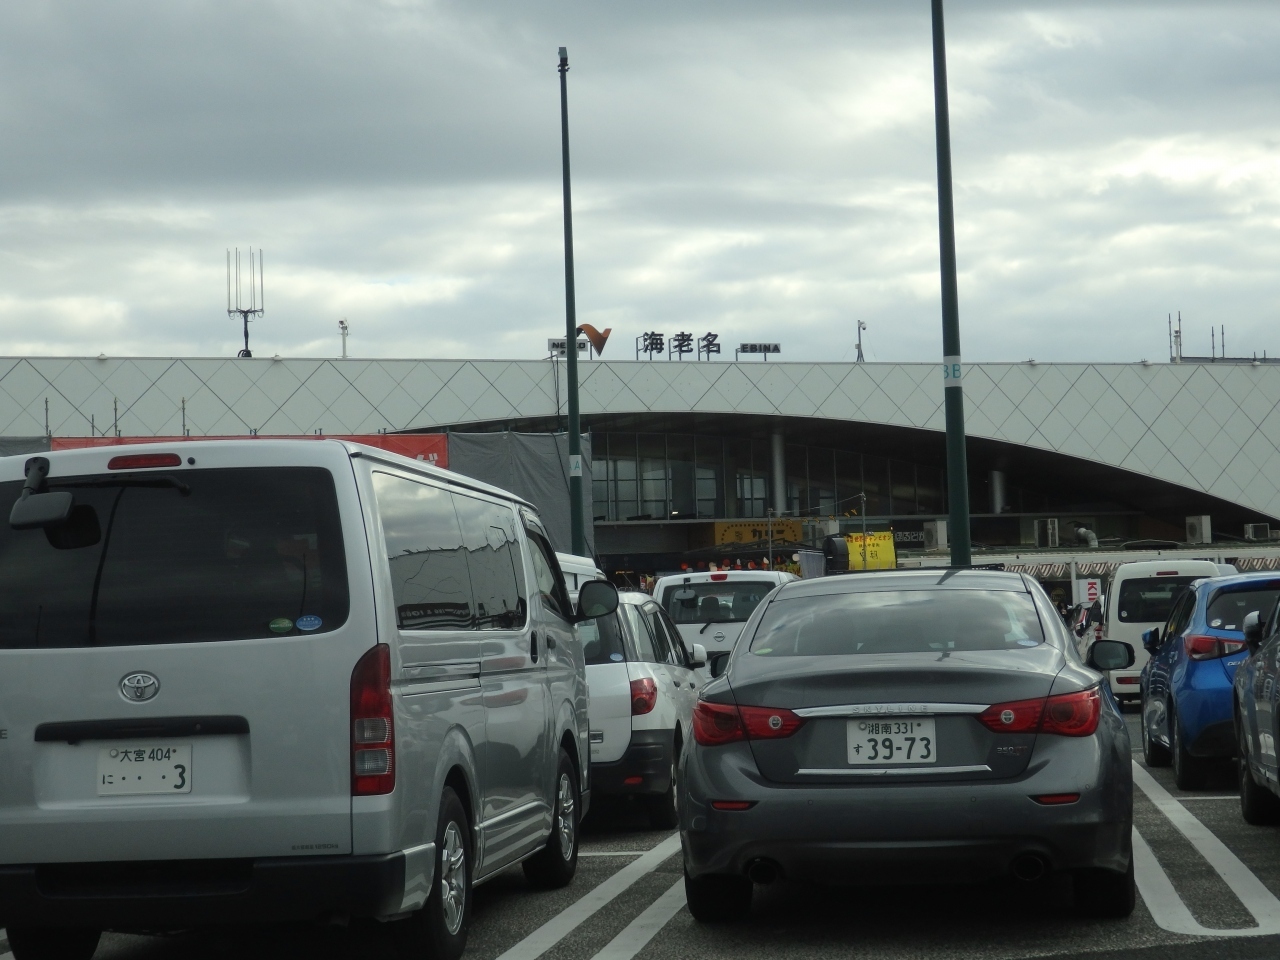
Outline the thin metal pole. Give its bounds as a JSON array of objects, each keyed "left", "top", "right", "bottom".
[
  {"left": 931, "top": 0, "right": 972, "bottom": 566},
  {"left": 559, "top": 46, "right": 585, "bottom": 556},
  {"left": 860, "top": 492, "right": 868, "bottom": 569}
]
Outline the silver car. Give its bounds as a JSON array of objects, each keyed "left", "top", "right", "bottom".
[
  {"left": 680, "top": 568, "right": 1136, "bottom": 921},
  {"left": 0, "top": 440, "right": 617, "bottom": 960}
]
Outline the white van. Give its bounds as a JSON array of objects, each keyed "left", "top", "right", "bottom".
[
  {"left": 557, "top": 552, "right": 605, "bottom": 602},
  {"left": 1090, "top": 559, "right": 1222, "bottom": 702},
  {"left": 0, "top": 440, "right": 617, "bottom": 960},
  {"left": 651, "top": 569, "right": 797, "bottom": 672}
]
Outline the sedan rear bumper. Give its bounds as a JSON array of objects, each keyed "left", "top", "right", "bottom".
[{"left": 681, "top": 733, "right": 1132, "bottom": 883}]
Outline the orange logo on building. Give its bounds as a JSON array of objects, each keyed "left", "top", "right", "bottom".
[{"left": 577, "top": 324, "right": 612, "bottom": 355}]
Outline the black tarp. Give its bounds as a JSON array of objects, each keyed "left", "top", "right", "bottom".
[{"left": 445, "top": 432, "right": 594, "bottom": 557}]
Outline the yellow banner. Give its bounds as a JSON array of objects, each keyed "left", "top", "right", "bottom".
[
  {"left": 845, "top": 532, "right": 897, "bottom": 570},
  {"left": 714, "top": 519, "right": 803, "bottom": 545}
]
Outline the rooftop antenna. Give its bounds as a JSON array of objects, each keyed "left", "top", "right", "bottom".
[
  {"left": 855, "top": 320, "right": 867, "bottom": 363},
  {"left": 227, "top": 248, "right": 264, "bottom": 358},
  {"left": 1173, "top": 311, "right": 1183, "bottom": 364},
  {"left": 1167, "top": 314, "right": 1173, "bottom": 362},
  {"left": 1212, "top": 325, "right": 1216, "bottom": 359},
  {"left": 339, "top": 318, "right": 349, "bottom": 359}
]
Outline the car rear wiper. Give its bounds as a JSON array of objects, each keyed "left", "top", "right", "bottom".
[
  {"left": 49, "top": 475, "right": 191, "bottom": 496},
  {"left": 700, "top": 619, "right": 737, "bottom": 634}
]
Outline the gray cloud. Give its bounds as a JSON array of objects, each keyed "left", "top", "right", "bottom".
[{"left": 0, "top": 1, "right": 1277, "bottom": 367}]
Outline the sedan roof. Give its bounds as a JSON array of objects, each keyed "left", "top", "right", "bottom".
[{"left": 775, "top": 567, "right": 1030, "bottom": 601}]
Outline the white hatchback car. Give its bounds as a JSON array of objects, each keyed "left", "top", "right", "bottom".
[
  {"left": 652, "top": 570, "right": 797, "bottom": 672},
  {"left": 578, "top": 592, "right": 705, "bottom": 828}
]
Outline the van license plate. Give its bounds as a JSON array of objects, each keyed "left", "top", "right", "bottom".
[
  {"left": 97, "top": 744, "right": 192, "bottom": 795},
  {"left": 846, "top": 718, "right": 936, "bottom": 765}
]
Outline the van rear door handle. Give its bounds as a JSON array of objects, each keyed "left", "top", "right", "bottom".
[{"left": 531, "top": 632, "right": 539, "bottom": 663}]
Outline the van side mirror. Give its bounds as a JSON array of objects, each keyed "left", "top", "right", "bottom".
[
  {"left": 575, "top": 580, "right": 618, "bottom": 621},
  {"left": 689, "top": 643, "right": 707, "bottom": 668},
  {"left": 1086, "top": 640, "right": 1135, "bottom": 672},
  {"left": 707, "top": 651, "right": 730, "bottom": 678},
  {"left": 1141, "top": 627, "right": 1162, "bottom": 655},
  {"left": 1244, "top": 611, "right": 1265, "bottom": 652}
]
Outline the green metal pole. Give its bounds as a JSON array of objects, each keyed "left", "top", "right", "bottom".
[
  {"left": 559, "top": 47, "right": 586, "bottom": 556},
  {"left": 930, "top": 0, "right": 972, "bottom": 567}
]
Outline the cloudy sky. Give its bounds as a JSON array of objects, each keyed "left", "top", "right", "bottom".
[{"left": 0, "top": 0, "right": 1276, "bottom": 364}]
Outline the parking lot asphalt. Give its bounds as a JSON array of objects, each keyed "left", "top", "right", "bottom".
[{"left": 6, "top": 711, "right": 1280, "bottom": 960}]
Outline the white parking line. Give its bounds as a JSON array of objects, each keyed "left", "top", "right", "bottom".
[
  {"left": 1132, "top": 761, "right": 1280, "bottom": 936},
  {"left": 1176, "top": 796, "right": 1239, "bottom": 802},
  {"left": 493, "top": 834, "right": 682, "bottom": 960},
  {"left": 579, "top": 851, "right": 647, "bottom": 857},
  {"left": 590, "top": 878, "right": 686, "bottom": 960}
]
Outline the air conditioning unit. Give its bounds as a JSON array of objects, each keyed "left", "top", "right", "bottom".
[
  {"left": 1186, "top": 515, "right": 1212, "bottom": 544},
  {"left": 1034, "top": 518, "right": 1059, "bottom": 548},
  {"left": 1245, "top": 523, "right": 1271, "bottom": 542},
  {"left": 923, "top": 519, "right": 948, "bottom": 551}
]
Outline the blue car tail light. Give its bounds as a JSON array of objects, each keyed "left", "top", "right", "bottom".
[{"left": 1184, "top": 634, "right": 1246, "bottom": 661}]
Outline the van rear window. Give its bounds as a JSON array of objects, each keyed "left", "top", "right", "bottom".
[
  {"left": 0, "top": 467, "right": 349, "bottom": 648},
  {"left": 1116, "top": 577, "right": 1200, "bottom": 624}
]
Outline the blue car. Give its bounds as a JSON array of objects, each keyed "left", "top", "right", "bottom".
[{"left": 1140, "top": 573, "right": 1280, "bottom": 789}]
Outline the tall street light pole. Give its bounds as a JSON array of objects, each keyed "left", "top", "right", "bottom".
[
  {"left": 931, "top": 0, "right": 972, "bottom": 567},
  {"left": 559, "top": 46, "right": 586, "bottom": 557}
]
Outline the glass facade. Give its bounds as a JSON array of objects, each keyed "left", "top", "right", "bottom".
[{"left": 592, "top": 432, "right": 947, "bottom": 522}]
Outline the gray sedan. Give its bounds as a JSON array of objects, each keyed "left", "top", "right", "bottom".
[{"left": 679, "top": 568, "right": 1136, "bottom": 921}]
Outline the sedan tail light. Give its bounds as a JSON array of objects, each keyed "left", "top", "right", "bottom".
[
  {"left": 351, "top": 644, "right": 395, "bottom": 796},
  {"left": 1184, "top": 634, "right": 1247, "bottom": 661},
  {"left": 692, "top": 700, "right": 805, "bottom": 746},
  {"left": 977, "top": 687, "right": 1101, "bottom": 738},
  {"left": 630, "top": 678, "right": 658, "bottom": 715}
]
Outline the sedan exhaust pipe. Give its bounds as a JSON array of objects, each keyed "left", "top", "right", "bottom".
[
  {"left": 1011, "top": 853, "right": 1048, "bottom": 882},
  {"left": 746, "top": 859, "right": 781, "bottom": 885}
]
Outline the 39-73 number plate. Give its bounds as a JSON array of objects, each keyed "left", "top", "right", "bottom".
[
  {"left": 846, "top": 718, "right": 935, "bottom": 765},
  {"left": 97, "top": 743, "right": 191, "bottom": 796}
]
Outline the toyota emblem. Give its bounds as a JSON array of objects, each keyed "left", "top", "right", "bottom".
[{"left": 120, "top": 672, "right": 160, "bottom": 702}]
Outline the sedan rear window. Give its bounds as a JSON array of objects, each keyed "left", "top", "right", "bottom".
[
  {"left": 0, "top": 467, "right": 349, "bottom": 647},
  {"left": 1208, "top": 586, "right": 1280, "bottom": 632},
  {"left": 1116, "top": 577, "right": 1201, "bottom": 624},
  {"left": 661, "top": 580, "right": 774, "bottom": 625},
  {"left": 749, "top": 589, "right": 1044, "bottom": 657}
]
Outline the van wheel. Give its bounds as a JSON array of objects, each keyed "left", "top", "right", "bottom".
[
  {"left": 1073, "top": 856, "right": 1136, "bottom": 919},
  {"left": 5, "top": 927, "right": 101, "bottom": 960},
  {"left": 1171, "top": 704, "right": 1208, "bottom": 790},
  {"left": 684, "top": 870, "right": 752, "bottom": 922},
  {"left": 646, "top": 735, "right": 681, "bottom": 830},
  {"left": 393, "top": 787, "right": 472, "bottom": 960},
  {"left": 524, "top": 748, "right": 579, "bottom": 889},
  {"left": 1239, "top": 723, "right": 1280, "bottom": 825}
]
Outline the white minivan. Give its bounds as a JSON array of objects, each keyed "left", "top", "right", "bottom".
[
  {"left": 1088, "top": 559, "right": 1223, "bottom": 703},
  {"left": 576, "top": 592, "right": 705, "bottom": 828},
  {"left": 0, "top": 440, "right": 617, "bottom": 960},
  {"left": 651, "top": 569, "right": 797, "bottom": 673}
]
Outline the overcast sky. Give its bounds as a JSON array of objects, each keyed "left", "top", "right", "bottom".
[{"left": 0, "top": 0, "right": 1276, "bottom": 364}]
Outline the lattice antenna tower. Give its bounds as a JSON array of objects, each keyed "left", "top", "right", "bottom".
[{"left": 227, "top": 248, "right": 264, "bottom": 358}]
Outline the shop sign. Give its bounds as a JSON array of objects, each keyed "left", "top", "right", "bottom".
[
  {"left": 846, "top": 532, "right": 897, "bottom": 570},
  {"left": 714, "top": 519, "right": 803, "bottom": 545}
]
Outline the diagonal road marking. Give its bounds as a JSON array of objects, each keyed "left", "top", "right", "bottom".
[
  {"left": 493, "top": 834, "right": 682, "bottom": 960},
  {"left": 1132, "top": 761, "right": 1280, "bottom": 936},
  {"left": 590, "top": 878, "right": 686, "bottom": 960}
]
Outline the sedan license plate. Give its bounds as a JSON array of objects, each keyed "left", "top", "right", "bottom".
[
  {"left": 846, "top": 718, "right": 936, "bottom": 765},
  {"left": 97, "top": 743, "right": 192, "bottom": 796}
]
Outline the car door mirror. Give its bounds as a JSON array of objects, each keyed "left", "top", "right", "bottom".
[
  {"left": 1141, "top": 627, "right": 1162, "bottom": 655},
  {"left": 1086, "top": 639, "right": 1135, "bottom": 672},
  {"left": 689, "top": 643, "right": 707, "bottom": 668},
  {"left": 575, "top": 579, "right": 619, "bottom": 621},
  {"left": 1244, "top": 611, "right": 1264, "bottom": 652},
  {"left": 707, "top": 651, "right": 730, "bottom": 678}
]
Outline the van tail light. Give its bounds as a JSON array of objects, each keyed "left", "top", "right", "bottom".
[
  {"left": 351, "top": 644, "right": 395, "bottom": 796},
  {"left": 630, "top": 678, "right": 658, "bottom": 716},
  {"left": 107, "top": 453, "right": 182, "bottom": 470},
  {"left": 692, "top": 700, "right": 805, "bottom": 746},
  {"left": 977, "top": 687, "right": 1101, "bottom": 738},
  {"left": 1185, "top": 634, "right": 1247, "bottom": 661}
]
